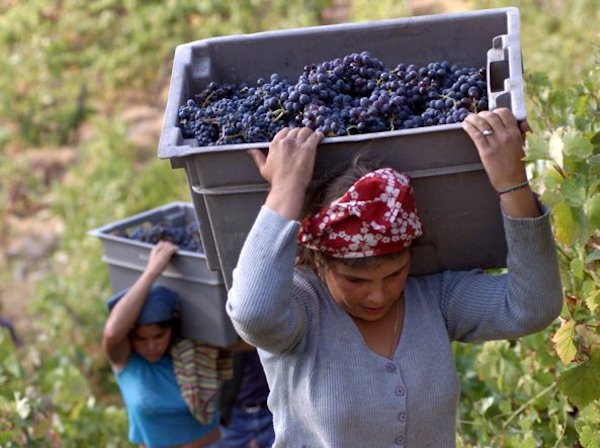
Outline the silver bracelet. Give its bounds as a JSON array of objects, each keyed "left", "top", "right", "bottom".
[{"left": 497, "top": 180, "right": 530, "bottom": 196}]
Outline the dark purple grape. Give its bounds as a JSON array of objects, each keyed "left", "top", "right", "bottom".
[
  {"left": 125, "top": 219, "right": 203, "bottom": 253},
  {"left": 177, "top": 51, "right": 488, "bottom": 145}
]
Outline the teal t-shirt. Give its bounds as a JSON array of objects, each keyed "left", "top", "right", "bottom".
[{"left": 115, "top": 353, "right": 219, "bottom": 448}]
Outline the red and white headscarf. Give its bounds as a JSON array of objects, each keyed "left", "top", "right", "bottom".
[{"left": 297, "top": 168, "right": 423, "bottom": 258}]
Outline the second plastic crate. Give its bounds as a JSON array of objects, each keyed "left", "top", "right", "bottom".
[{"left": 89, "top": 202, "right": 237, "bottom": 347}]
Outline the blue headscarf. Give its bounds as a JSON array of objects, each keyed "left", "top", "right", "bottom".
[{"left": 106, "top": 284, "right": 180, "bottom": 325}]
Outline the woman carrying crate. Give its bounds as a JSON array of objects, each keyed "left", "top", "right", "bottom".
[
  {"left": 226, "top": 108, "right": 563, "bottom": 447},
  {"left": 103, "top": 240, "right": 226, "bottom": 448}
]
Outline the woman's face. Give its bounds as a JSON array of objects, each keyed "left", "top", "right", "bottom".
[
  {"left": 321, "top": 250, "right": 411, "bottom": 322},
  {"left": 130, "top": 324, "right": 172, "bottom": 362}
]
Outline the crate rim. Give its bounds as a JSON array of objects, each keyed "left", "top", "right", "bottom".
[
  {"left": 87, "top": 201, "right": 209, "bottom": 260},
  {"left": 160, "top": 121, "right": 468, "bottom": 159},
  {"left": 173, "top": 6, "right": 519, "bottom": 51}
]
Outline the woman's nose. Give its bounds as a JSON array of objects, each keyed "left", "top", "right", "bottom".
[{"left": 366, "top": 282, "right": 386, "bottom": 305}]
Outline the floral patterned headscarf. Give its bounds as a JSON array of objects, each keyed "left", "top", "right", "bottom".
[{"left": 297, "top": 168, "right": 423, "bottom": 258}]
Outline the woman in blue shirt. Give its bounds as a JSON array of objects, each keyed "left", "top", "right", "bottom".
[{"left": 102, "top": 241, "right": 221, "bottom": 448}]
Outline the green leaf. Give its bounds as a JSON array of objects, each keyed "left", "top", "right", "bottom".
[
  {"left": 525, "top": 133, "right": 551, "bottom": 161},
  {"left": 540, "top": 167, "right": 565, "bottom": 190},
  {"left": 548, "top": 132, "right": 565, "bottom": 168},
  {"left": 563, "top": 130, "right": 594, "bottom": 160},
  {"left": 571, "top": 258, "right": 585, "bottom": 283},
  {"left": 583, "top": 278, "right": 598, "bottom": 296},
  {"left": 589, "top": 154, "right": 600, "bottom": 167},
  {"left": 579, "top": 401, "right": 600, "bottom": 423},
  {"left": 585, "top": 194, "right": 600, "bottom": 230},
  {"left": 580, "top": 425, "right": 600, "bottom": 448},
  {"left": 558, "top": 348, "right": 600, "bottom": 409},
  {"left": 585, "top": 290, "right": 600, "bottom": 314},
  {"left": 577, "top": 402, "right": 600, "bottom": 448},
  {"left": 540, "top": 189, "right": 564, "bottom": 207},
  {"left": 561, "top": 176, "right": 587, "bottom": 207},
  {"left": 574, "top": 95, "right": 591, "bottom": 119},
  {"left": 552, "top": 319, "right": 578, "bottom": 364},
  {"left": 553, "top": 202, "right": 580, "bottom": 246},
  {"left": 586, "top": 250, "right": 600, "bottom": 264},
  {"left": 527, "top": 71, "right": 551, "bottom": 89},
  {"left": 43, "top": 365, "right": 90, "bottom": 409}
]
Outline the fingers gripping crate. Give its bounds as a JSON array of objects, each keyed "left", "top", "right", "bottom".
[
  {"left": 159, "top": 8, "right": 525, "bottom": 289},
  {"left": 89, "top": 202, "right": 237, "bottom": 347}
]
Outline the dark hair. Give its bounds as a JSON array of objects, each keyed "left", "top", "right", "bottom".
[
  {"left": 132, "top": 316, "right": 182, "bottom": 348},
  {"left": 303, "top": 155, "right": 381, "bottom": 219},
  {"left": 298, "top": 155, "right": 409, "bottom": 272}
]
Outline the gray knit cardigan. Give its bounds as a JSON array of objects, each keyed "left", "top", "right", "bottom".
[{"left": 226, "top": 206, "right": 562, "bottom": 448}]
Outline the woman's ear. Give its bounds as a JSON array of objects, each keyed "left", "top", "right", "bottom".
[{"left": 314, "top": 254, "right": 329, "bottom": 281}]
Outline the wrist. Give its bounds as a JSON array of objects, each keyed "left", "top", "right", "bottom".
[
  {"left": 140, "top": 268, "right": 162, "bottom": 283},
  {"left": 499, "top": 185, "right": 540, "bottom": 218},
  {"left": 496, "top": 179, "right": 529, "bottom": 196},
  {"left": 266, "top": 183, "right": 307, "bottom": 221}
]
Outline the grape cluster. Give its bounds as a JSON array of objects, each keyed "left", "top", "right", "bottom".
[
  {"left": 178, "top": 50, "right": 488, "bottom": 146},
  {"left": 113, "top": 221, "right": 202, "bottom": 253}
]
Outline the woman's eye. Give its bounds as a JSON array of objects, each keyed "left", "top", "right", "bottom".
[{"left": 346, "top": 277, "right": 366, "bottom": 284}]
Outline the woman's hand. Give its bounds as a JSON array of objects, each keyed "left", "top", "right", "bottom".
[
  {"left": 248, "top": 127, "right": 324, "bottom": 190},
  {"left": 248, "top": 127, "right": 324, "bottom": 220},
  {"left": 462, "top": 108, "right": 529, "bottom": 192},
  {"left": 463, "top": 108, "right": 539, "bottom": 218},
  {"left": 145, "top": 240, "right": 179, "bottom": 278}
]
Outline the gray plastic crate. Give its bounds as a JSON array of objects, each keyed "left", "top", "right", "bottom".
[
  {"left": 158, "top": 8, "right": 525, "bottom": 289},
  {"left": 88, "top": 202, "right": 237, "bottom": 346}
]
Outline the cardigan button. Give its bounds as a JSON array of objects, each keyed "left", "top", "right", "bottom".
[{"left": 385, "top": 362, "right": 397, "bottom": 373}]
